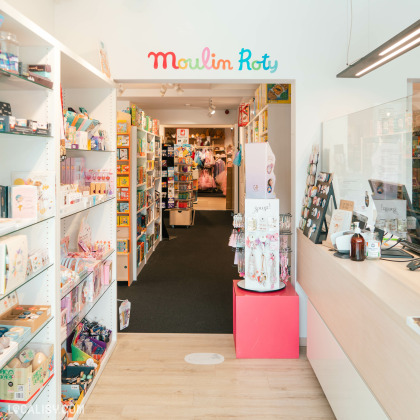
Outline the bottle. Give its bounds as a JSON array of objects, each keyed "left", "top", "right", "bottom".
[
  {"left": 366, "top": 226, "right": 381, "bottom": 260},
  {"left": 350, "top": 222, "right": 365, "bottom": 261}
]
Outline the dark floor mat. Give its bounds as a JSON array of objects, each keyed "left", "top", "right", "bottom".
[{"left": 117, "top": 210, "right": 237, "bottom": 333}]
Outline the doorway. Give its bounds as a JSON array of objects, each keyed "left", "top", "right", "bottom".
[{"left": 116, "top": 81, "right": 294, "bottom": 333}]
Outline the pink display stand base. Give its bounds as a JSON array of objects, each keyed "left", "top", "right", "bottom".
[{"left": 233, "top": 279, "right": 299, "bottom": 359}]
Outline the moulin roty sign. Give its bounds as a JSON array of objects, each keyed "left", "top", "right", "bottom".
[{"left": 147, "top": 48, "right": 278, "bottom": 73}]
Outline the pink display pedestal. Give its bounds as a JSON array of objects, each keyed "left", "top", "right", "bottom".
[{"left": 233, "top": 280, "right": 299, "bottom": 359}]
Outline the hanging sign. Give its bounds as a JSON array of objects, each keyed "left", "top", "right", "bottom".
[
  {"left": 147, "top": 48, "right": 278, "bottom": 73},
  {"left": 176, "top": 128, "right": 189, "bottom": 144},
  {"left": 119, "top": 299, "right": 131, "bottom": 330}
]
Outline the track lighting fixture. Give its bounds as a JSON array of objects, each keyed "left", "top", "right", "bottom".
[
  {"left": 118, "top": 84, "right": 125, "bottom": 96},
  {"left": 160, "top": 84, "right": 167, "bottom": 97},
  {"left": 175, "top": 84, "right": 184, "bottom": 95},
  {"left": 208, "top": 99, "right": 216, "bottom": 117},
  {"left": 337, "top": 18, "right": 420, "bottom": 78}
]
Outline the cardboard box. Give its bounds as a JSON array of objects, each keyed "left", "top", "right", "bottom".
[
  {"left": 0, "top": 343, "right": 53, "bottom": 402},
  {"left": 0, "top": 304, "right": 51, "bottom": 332}
]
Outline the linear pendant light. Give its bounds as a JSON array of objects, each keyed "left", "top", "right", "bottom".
[{"left": 337, "top": 19, "right": 420, "bottom": 78}]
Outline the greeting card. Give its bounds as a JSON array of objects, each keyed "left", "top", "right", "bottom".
[
  {"left": 12, "top": 171, "right": 54, "bottom": 218},
  {"left": 0, "top": 235, "right": 28, "bottom": 294},
  {"left": 11, "top": 185, "right": 37, "bottom": 219}
]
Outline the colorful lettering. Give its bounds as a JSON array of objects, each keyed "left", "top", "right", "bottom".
[
  {"left": 147, "top": 48, "right": 277, "bottom": 73},
  {"left": 147, "top": 51, "right": 179, "bottom": 69}
]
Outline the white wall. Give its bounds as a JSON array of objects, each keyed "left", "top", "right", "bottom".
[
  {"left": 10, "top": 0, "right": 54, "bottom": 33},
  {"left": 9, "top": 0, "right": 420, "bottom": 339}
]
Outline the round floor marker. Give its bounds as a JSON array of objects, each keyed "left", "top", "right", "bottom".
[{"left": 184, "top": 353, "right": 224, "bottom": 365}]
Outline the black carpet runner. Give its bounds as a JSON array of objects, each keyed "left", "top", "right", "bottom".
[{"left": 117, "top": 210, "right": 237, "bottom": 333}]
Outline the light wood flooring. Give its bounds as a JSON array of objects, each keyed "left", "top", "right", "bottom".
[
  {"left": 194, "top": 196, "right": 227, "bottom": 211},
  {"left": 81, "top": 334, "right": 335, "bottom": 420}
]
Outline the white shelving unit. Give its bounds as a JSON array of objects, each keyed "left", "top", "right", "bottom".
[
  {"left": 0, "top": 2, "right": 117, "bottom": 419},
  {"left": 132, "top": 128, "right": 162, "bottom": 279}
]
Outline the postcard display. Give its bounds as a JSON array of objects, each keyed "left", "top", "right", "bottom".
[
  {"left": 244, "top": 199, "right": 280, "bottom": 291},
  {"left": 243, "top": 142, "right": 281, "bottom": 291}
]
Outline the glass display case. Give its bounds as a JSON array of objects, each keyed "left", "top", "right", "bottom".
[{"left": 322, "top": 93, "right": 420, "bottom": 246}]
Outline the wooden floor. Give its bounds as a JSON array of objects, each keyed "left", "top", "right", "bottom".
[
  {"left": 194, "top": 196, "right": 226, "bottom": 211},
  {"left": 82, "top": 334, "right": 335, "bottom": 420}
]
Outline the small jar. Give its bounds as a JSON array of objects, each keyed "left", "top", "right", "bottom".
[{"left": 366, "top": 230, "right": 381, "bottom": 260}]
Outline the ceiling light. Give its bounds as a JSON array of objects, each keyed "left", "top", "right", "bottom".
[
  {"left": 355, "top": 36, "right": 420, "bottom": 76},
  {"left": 337, "top": 19, "right": 420, "bottom": 78},
  {"left": 175, "top": 84, "right": 184, "bottom": 95},
  {"left": 118, "top": 84, "right": 125, "bottom": 95},
  {"left": 160, "top": 84, "right": 167, "bottom": 97},
  {"left": 379, "top": 28, "right": 420, "bottom": 56},
  {"left": 208, "top": 99, "right": 216, "bottom": 115}
]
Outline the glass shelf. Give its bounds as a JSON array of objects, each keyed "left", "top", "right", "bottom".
[
  {"left": 18, "top": 374, "right": 54, "bottom": 420},
  {"left": 0, "top": 68, "right": 53, "bottom": 91},
  {"left": 0, "top": 131, "right": 52, "bottom": 139},
  {"left": 0, "top": 216, "right": 54, "bottom": 239},
  {"left": 62, "top": 280, "right": 115, "bottom": 343},
  {"left": 60, "top": 196, "right": 115, "bottom": 219},
  {"left": 0, "top": 263, "right": 53, "bottom": 304},
  {"left": 0, "top": 316, "right": 54, "bottom": 371},
  {"left": 65, "top": 148, "right": 115, "bottom": 153},
  {"left": 60, "top": 249, "right": 115, "bottom": 299}
]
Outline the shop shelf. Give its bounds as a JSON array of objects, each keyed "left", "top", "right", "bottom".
[
  {"left": 70, "top": 340, "right": 117, "bottom": 420},
  {"left": 0, "top": 316, "right": 54, "bottom": 371},
  {"left": 66, "top": 148, "right": 115, "bottom": 153},
  {"left": 61, "top": 280, "right": 116, "bottom": 343},
  {"left": 60, "top": 250, "right": 115, "bottom": 299},
  {"left": 0, "top": 131, "right": 52, "bottom": 139},
  {"left": 60, "top": 196, "right": 115, "bottom": 219},
  {"left": 0, "top": 68, "right": 53, "bottom": 91},
  {"left": 137, "top": 206, "right": 146, "bottom": 214},
  {"left": 0, "top": 262, "right": 53, "bottom": 304},
  {"left": 0, "top": 215, "right": 54, "bottom": 239},
  {"left": 146, "top": 185, "right": 154, "bottom": 191},
  {"left": 137, "top": 183, "right": 146, "bottom": 187},
  {"left": 117, "top": 172, "right": 130, "bottom": 175},
  {"left": 19, "top": 373, "right": 54, "bottom": 419},
  {"left": 137, "top": 259, "right": 146, "bottom": 276}
]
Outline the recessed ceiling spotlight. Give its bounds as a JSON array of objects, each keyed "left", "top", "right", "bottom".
[
  {"left": 160, "top": 84, "right": 167, "bottom": 97},
  {"left": 175, "top": 84, "right": 184, "bottom": 95},
  {"left": 185, "top": 103, "right": 191, "bottom": 107}
]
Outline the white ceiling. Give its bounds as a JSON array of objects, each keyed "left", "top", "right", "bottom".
[{"left": 117, "top": 82, "right": 259, "bottom": 110}]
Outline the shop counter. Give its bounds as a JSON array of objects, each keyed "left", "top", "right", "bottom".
[
  {"left": 233, "top": 280, "right": 299, "bottom": 359},
  {"left": 297, "top": 229, "right": 420, "bottom": 420}
]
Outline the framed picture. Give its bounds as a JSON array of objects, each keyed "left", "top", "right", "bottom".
[{"left": 266, "top": 84, "right": 291, "bottom": 104}]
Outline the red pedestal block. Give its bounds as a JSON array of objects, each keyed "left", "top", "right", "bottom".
[{"left": 233, "top": 280, "right": 299, "bottom": 359}]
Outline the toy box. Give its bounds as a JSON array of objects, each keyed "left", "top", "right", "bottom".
[
  {"left": 0, "top": 304, "right": 50, "bottom": 332},
  {"left": 0, "top": 343, "right": 53, "bottom": 403},
  {"left": 103, "top": 260, "right": 112, "bottom": 286}
]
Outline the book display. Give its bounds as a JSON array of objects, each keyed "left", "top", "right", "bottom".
[
  {"left": 169, "top": 144, "right": 195, "bottom": 227},
  {"left": 0, "top": 4, "right": 117, "bottom": 419},
  {"left": 116, "top": 105, "right": 162, "bottom": 282}
]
